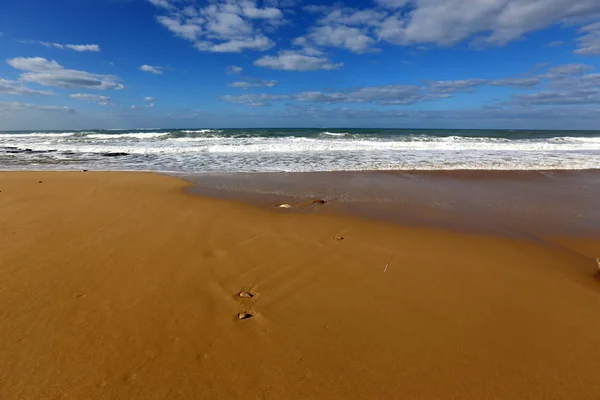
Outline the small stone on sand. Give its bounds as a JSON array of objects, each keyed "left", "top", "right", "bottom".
[
  {"left": 278, "top": 204, "right": 293, "bottom": 209},
  {"left": 238, "top": 291, "right": 254, "bottom": 298},
  {"left": 334, "top": 236, "right": 345, "bottom": 241}
]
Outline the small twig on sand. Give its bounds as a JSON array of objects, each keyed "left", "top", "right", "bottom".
[{"left": 383, "top": 264, "right": 389, "bottom": 273}]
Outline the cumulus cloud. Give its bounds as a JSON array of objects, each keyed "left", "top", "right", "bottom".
[
  {"left": 254, "top": 50, "right": 343, "bottom": 71},
  {"left": 294, "top": 85, "right": 429, "bottom": 105},
  {"left": 144, "top": 96, "right": 155, "bottom": 101},
  {"left": 376, "top": 0, "right": 600, "bottom": 47},
  {"left": 227, "top": 65, "right": 243, "bottom": 74},
  {"left": 70, "top": 93, "right": 111, "bottom": 105},
  {"left": 299, "top": 0, "right": 600, "bottom": 55},
  {"left": 149, "top": 0, "right": 281, "bottom": 53},
  {"left": 489, "top": 78, "right": 540, "bottom": 87},
  {"left": 511, "top": 89, "right": 600, "bottom": 105},
  {"left": 148, "top": 0, "right": 173, "bottom": 9},
  {"left": 0, "top": 78, "right": 54, "bottom": 96},
  {"left": 140, "top": 64, "right": 163, "bottom": 74},
  {"left": 220, "top": 93, "right": 290, "bottom": 106},
  {"left": 427, "top": 79, "right": 488, "bottom": 93},
  {"left": 6, "top": 57, "right": 124, "bottom": 90},
  {"left": 294, "top": 25, "right": 377, "bottom": 53},
  {"left": 196, "top": 36, "right": 273, "bottom": 52},
  {"left": 39, "top": 42, "right": 101, "bottom": 52},
  {"left": 228, "top": 80, "right": 277, "bottom": 88},
  {"left": 222, "top": 84, "right": 440, "bottom": 106},
  {"left": 0, "top": 101, "right": 75, "bottom": 113},
  {"left": 574, "top": 22, "right": 600, "bottom": 55}
]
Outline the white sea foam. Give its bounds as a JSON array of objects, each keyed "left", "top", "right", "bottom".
[
  {"left": 3, "top": 131, "right": 600, "bottom": 173},
  {"left": 86, "top": 132, "right": 170, "bottom": 139},
  {"left": 322, "top": 131, "right": 349, "bottom": 136},
  {"left": 0, "top": 132, "right": 80, "bottom": 138},
  {"left": 180, "top": 129, "right": 222, "bottom": 134}
]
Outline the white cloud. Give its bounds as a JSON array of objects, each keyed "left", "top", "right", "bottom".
[
  {"left": 223, "top": 84, "right": 436, "bottom": 106},
  {"left": 65, "top": 44, "right": 100, "bottom": 52},
  {"left": 70, "top": 93, "right": 111, "bottom": 105},
  {"left": 575, "top": 22, "right": 600, "bottom": 55},
  {"left": 511, "top": 89, "right": 600, "bottom": 105},
  {"left": 148, "top": 0, "right": 173, "bottom": 9},
  {"left": 489, "top": 78, "right": 540, "bottom": 87},
  {"left": 376, "top": 0, "right": 600, "bottom": 47},
  {"left": 0, "top": 78, "right": 54, "bottom": 96},
  {"left": 427, "top": 79, "right": 488, "bottom": 93},
  {"left": 227, "top": 65, "right": 243, "bottom": 74},
  {"left": 144, "top": 96, "right": 155, "bottom": 101},
  {"left": 196, "top": 36, "right": 273, "bottom": 52},
  {"left": 294, "top": 85, "right": 429, "bottom": 105},
  {"left": 318, "top": 8, "right": 387, "bottom": 27},
  {"left": 38, "top": 42, "right": 100, "bottom": 51},
  {"left": 241, "top": 3, "right": 282, "bottom": 19},
  {"left": 7, "top": 57, "right": 124, "bottom": 90},
  {"left": 295, "top": 25, "right": 377, "bottom": 53},
  {"left": 0, "top": 101, "right": 74, "bottom": 113},
  {"left": 221, "top": 93, "right": 290, "bottom": 106},
  {"left": 228, "top": 80, "right": 277, "bottom": 88},
  {"left": 150, "top": 0, "right": 282, "bottom": 53},
  {"left": 147, "top": 103, "right": 156, "bottom": 108},
  {"left": 140, "top": 64, "right": 163, "bottom": 74},
  {"left": 254, "top": 50, "right": 343, "bottom": 71},
  {"left": 374, "top": 0, "right": 411, "bottom": 8},
  {"left": 542, "top": 63, "right": 594, "bottom": 79}
]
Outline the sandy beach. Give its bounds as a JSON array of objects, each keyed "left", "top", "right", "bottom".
[{"left": 1, "top": 171, "right": 600, "bottom": 400}]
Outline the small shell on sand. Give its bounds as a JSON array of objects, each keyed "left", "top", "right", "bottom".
[
  {"left": 238, "top": 312, "right": 254, "bottom": 320},
  {"left": 278, "top": 204, "right": 293, "bottom": 209},
  {"left": 238, "top": 291, "right": 254, "bottom": 299},
  {"left": 334, "top": 236, "right": 345, "bottom": 241}
]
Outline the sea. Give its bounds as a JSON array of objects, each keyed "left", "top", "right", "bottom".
[{"left": 1, "top": 128, "right": 599, "bottom": 173}]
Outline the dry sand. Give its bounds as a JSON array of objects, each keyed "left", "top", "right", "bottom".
[{"left": 1, "top": 171, "right": 600, "bottom": 400}]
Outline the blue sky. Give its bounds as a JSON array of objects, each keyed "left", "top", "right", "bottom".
[{"left": 1, "top": 0, "right": 600, "bottom": 130}]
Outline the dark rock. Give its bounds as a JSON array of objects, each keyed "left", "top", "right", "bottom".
[
  {"left": 38, "top": 181, "right": 43, "bottom": 184},
  {"left": 101, "top": 152, "right": 129, "bottom": 157}
]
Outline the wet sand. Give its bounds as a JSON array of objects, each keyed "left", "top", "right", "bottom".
[
  {"left": 1, "top": 171, "right": 600, "bottom": 400},
  {"left": 184, "top": 170, "right": 600, "bottom": 237}
]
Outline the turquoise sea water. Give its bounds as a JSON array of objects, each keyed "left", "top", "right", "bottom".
[{"left": 1, "top": 128, "right": 599, "bottom": 172}]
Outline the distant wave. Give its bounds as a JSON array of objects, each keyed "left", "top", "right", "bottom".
[
  {"left": 87, "top": 132, "right": 170, "bottom": 139},
  {"left": 321, "top": 131, "right": 349, "bottom": 137},
  {"left": 3, "top": 129, "right": 600, "bottom": 173},
  {"left": 180, "top": 129, "right": 222, "bottom": 134},
  {"left": 0, "top": 132, "right": 80, "bottom": 138}
]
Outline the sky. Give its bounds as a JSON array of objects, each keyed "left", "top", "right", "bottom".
[{"left": 1, "top": 0, "right": 600, "bottom": 130}]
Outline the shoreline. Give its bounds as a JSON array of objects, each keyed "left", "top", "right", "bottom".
[
  {"left": 182, "top": 169, "right": 600, "bottom": 238},
  {"left": 1, "top": 171, "right": 599, "bottom": 400}
]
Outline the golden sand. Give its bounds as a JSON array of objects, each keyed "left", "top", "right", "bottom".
[{"left": 1, "top": 171, "right": 599, "bottom": 399}]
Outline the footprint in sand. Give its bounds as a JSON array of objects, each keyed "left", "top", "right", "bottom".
[
  {"left": 238, "top": 312, "right": 254, "bottom": 320},
  {"left": 238, "top": 291, "right": 255, "bottom": 299},
  {"left": 236, "top": 291, "right": 257, "bottom": 320}
]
